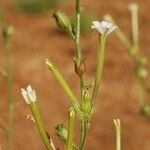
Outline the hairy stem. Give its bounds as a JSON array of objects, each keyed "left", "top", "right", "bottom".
[
  {"left": 79, "top": 119, "right": 88, "bottom": 150},
  {"left": 75, "top": 0, "right": 81, "bottom": 60},
  {"left": 75, "top": 0, "right": 85, "bottom": 100},
  {"left": 45, "top": 59, "right": 82, "bottom": 115},
  {"left": 91, "top": 35, "right": 106, "bottom": 105},
  {"left": 30, "top": 102, "right": 53, "bottom": 150},
  {"left": 75, "top": 1, "right": 89, "bottom": 149}
]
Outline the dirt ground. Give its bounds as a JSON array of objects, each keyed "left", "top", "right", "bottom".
[{"left": 0, "top": 0, "right": 150, "bottom": 149}]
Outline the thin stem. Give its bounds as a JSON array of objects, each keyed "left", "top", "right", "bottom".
[
  {"left": 80, "top": 75, "right": 84, "bottom": 100},
  {"left": 75, "top": 0, "right": 81, "bottom": 59},
  {"left": 67, "top": 108, "right": 75, "bottom": 150},
  {"left": 45, "top": 59, "right": 82, "bottom": 115},
  {"left": 75, "top": 1, "right": 89, "bottom": 149},
  {"left": 30, "top": 102, "right": 53, "bottom": 150},
  {"left": 91, "top": 35, "right": 106, "bottom": 105},
  {"left": 79, "top": 119, "right": 88, "bottom": 150},
  {"left": 4, "top": 33, "right": 14, "bottom": 150},
  {"left": 114, "top": 119, "right": 121, "bottom": 150},
  {"left": 104, "top": 15, "right": 131, "bottom": 49},
  {"left": 130, "top": 4, "right": 139, "bottom": 49},
  {"left": 75, "top": 0, "right": 85, "bottom": 100}
]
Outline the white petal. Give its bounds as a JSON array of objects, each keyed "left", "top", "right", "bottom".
[
  {"left": 101, "top": 21, "right": 112, "bottom": 28},
  {"left": 32, "top": 90, "right": 36, "bottom": 102},
  {"left": 27, "top": 85, "right": 32, "bottom": 92},
  {"left": 106, "top": 25, "right": 118, "bottom": 35},
  {"left": 92, "top": 21, "right": 101, "bottom": 27},
  {"left": 21, "top": 88, "right": 30, "bottom": 104},
  {"left": 28, "top": 90, "right": 36, "bottom": 102},
  {"left": 92, "top": 21, "right": 106, "bottom": 35},
  {"left": 92, "top": 20, "right": 118, "bottom": 35},
  {"left": 21, "top": 85, "right": 36, "bottom": 104}
]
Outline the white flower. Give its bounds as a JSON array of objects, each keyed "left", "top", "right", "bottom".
[
  {"left": 21, "top": 85, "right": 36, "bottom": 104},
  {"left": 128, "top": 3, "right": 138, "bottom": 12},
  {"left": 91, "top": 21, "right": 118, "bottom": 35}
]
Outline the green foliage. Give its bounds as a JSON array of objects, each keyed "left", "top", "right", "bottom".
[{"left": 15, "top": 0, "right": 65, "bottom": 13}]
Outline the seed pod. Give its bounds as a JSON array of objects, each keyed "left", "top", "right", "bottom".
[
  {"left": 74, "top": 58, "right": 86, "bottom": 76},
  {"left": 53, "top": 10, "right": 75, "bottom": 39},
  {"left": 55, "top": 124, "right": 68, "bottom": 143}
]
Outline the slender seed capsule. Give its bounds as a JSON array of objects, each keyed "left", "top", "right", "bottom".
[
  {"left": 55, "top": 124, "right": 68, "bottom": 143},
  {"left": 53, "top": 10, "right": 75, "bottom": 39}
]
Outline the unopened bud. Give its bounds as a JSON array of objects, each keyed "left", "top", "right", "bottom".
[
  {"left": 128, "top": 3, "right": 138, "bottom": 12},
  {"left": 136, "top": 67, "right": 148, "bottom": 78},
  {"left": 81, "top": 89, "right": 91, "bottom": 114},
  {"left": 53, "top": 10, "right": 75, "bottom": 39},
  {"left": 3, "top": 25, "right": 15, "bottom": 38},
  {"left": 74, "top": 58, "right": 86, "bottom": 76},
  {"left": 55, "top": 124, "right": 68, "bottom": 143}
]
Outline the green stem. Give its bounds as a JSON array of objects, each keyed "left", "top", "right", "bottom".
[
  {"left": 91, "top": 35, "right": 106, "bottom": 105},
  {"left": 30, "top": 102, "right": 53, "bottom": 150},
  {"left": 67, "top": 108, "right": 75, "bottom": 150},
  {"left": 131, "top": 5, "right": 139, "bottom": 49},
  {"left": 79, "top": 119, "right": 88, "bottom": 150},
  {"left": 114, "top": 119, "right": 121, "bottom": 150},
  {"left": 45, "top": 59, "right": 82, "bottom": 115},
  {"left": 129, "top": 3, "right": 139, "bottom": 57},
  {"left": 75, "top": 0, "right": 85, "bottom": 100},
  {"left": 75, "top": 1, "right": 89, "bottom": 149},
  {"left": 76, "top": 0, "right": 81, "bottom": 59},
  {"left": 4, "top": 33, "right": 14, "bottom": 150}
]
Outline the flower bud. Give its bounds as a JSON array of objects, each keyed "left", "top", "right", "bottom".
[
  {"left": 128, "top": 3, "right": 138, "bottom": 12},
  {"left": 55, "top": 124, "right": 68, "bottom": 143},
  {"left": 81, "top": 89, "right": 91, "bottom": 114},
  {"left": 136, "top": 67, "right": 148, "bottom": 78},
  {"left": 3, "top": 25, "right": 15, "bottom": 38},
  {"left": 53, "top": 10, "right": 75, "bottom": 39}
]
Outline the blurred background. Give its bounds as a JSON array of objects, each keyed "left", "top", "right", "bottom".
[{"left": 0, "top": 0, "right": 150, "bottom": 149}]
